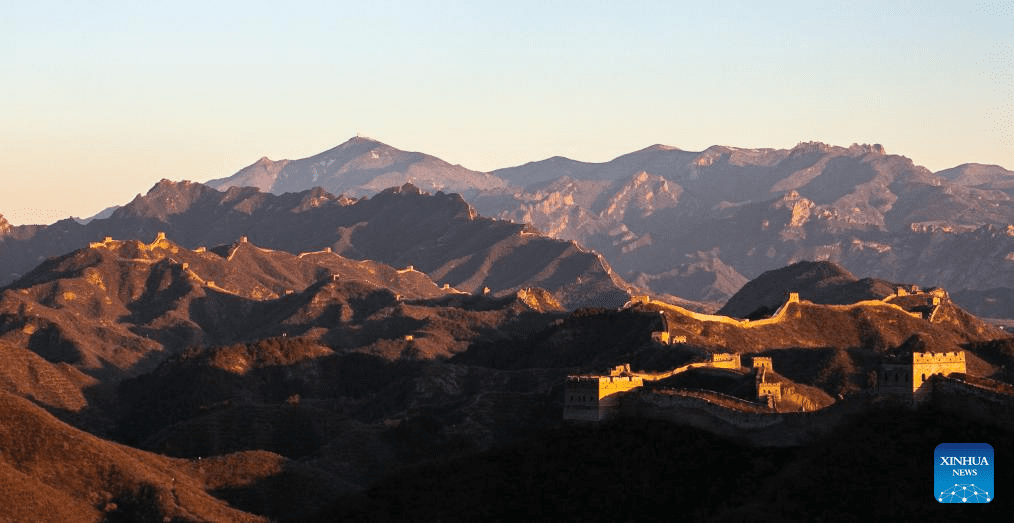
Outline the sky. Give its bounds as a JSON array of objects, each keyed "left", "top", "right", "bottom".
[{"left": 2, "top": 0, "right": 1013, "bottom": 225}]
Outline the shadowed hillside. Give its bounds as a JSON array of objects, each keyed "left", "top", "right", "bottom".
[
  {"left": 718, "top": 260, "right": 902, "bottom": 318},
  {"left": 0, "top": 215, "right": 1011, "bottom": 521},
  {"left": 0, "top": 391, "right": 266, "bottom": 522},
  {"left": 302, "top": 410, "right": 1013, "bottom": 522},
  {"left": 0, "top": 235, "right": 572, "bottom": 377},
  {"left": 0, "top": 182, "right": 631, "bottom": 310}
]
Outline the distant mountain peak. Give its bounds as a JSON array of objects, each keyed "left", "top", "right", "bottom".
[
  {"left": 113, "top": 179, "right": 218, "bottom": 221},
  {"left": 935, "top": 163, "right": 1014, "bottom": 187},
  {"left": 346, "top": 135, "right": 380, "bottom": 144},
  {"left": 208, "top": 136, "right": 504, "bottom": 198},
  {"left": 703, "top": 145, "right": 734, "bottom": 154},
  {"left": 649, "top": 144, "right": 683, "bottom": 151}
]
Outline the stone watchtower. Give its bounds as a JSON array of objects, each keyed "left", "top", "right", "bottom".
[
  {"left": 880, "top": 351, "right": 966, "bottom": 402},
  {"left": 563, "top": 364, "right": 644, "bottom": 422},
  {"left": 751, "top": 357, "right": 773, "bottom": 371},
  {"left": 752, "top": 357, "right": 781, "bottom": 407},
  {"left": 710, "top": 353, "right": 741, "bottom": 369}
]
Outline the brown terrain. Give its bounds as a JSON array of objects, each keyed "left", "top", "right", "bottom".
[
  {"left": 0, "top": 182, "right": 631, "bottom": 310},
  {"left": 0, "top": 152, "right": 1013, "bottom": 519},
  {"left": 202, "top": 137, "right": 1014, "bottom": 318},
  {"left": 0, "top": 238, "right": 1010, "bottom": 519}
]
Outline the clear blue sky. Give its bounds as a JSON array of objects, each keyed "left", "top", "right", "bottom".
[{"left": 2, "top": 0, "right": 1012, "bottom": 224}]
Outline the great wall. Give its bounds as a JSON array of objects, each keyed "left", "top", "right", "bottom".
[
  {"left": 628, "top": 287, "right": 947, "bottom": 346},
  {"left": 87, "top": 234, "right": 1014, "bottom": 443},
  {"left": 566, "top": 290, "right": 1014, "bottom": 444},
  {"left": 87, "top": 232, "right": 465, "bottom": 300}
]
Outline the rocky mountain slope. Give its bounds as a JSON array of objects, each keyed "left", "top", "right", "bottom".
[
  {"left": 936, "top": 162, "right": 1014, "bottom": 190},
  {"left": 4, "top": 135, "right": 1014, "bottom": 519},
  {"left": 0, "top": 390, "right": 268, "bottom": 522},
  {"left": 192, "top": 137, "right": 1014, "bottom": 317},
  {"left": 0, "top": 235, "right": 1010, "bottom": 520},
  {"left": 106, "top": 269, "right": 1008, "bottom": 518},
  {"left": 473, "top": 142, "right": 1014, "bottom": 315},
  {"left": 0, "top": 235, "right": 568, "bottom": 380},
  {"left": 717, "top": 260, "right": 902, "bottom": 318},
  {"left": 207, "top": 136, "right": 506, "bottom": 198},
  {"left": 0, "top": 181, "right": 631, "bottom": 310},
  {"left": 0, "top": 214, "right": 11, "bottom": 237}
]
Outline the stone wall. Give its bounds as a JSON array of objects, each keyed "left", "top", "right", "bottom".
[
  {"left": 931, "top": 375, "right": 1014, "bottom": 431},
  {"left": 912, "top": 351, "right": 965, "bottom": 401},
  {"left": 628, "top": 390, "right": 857, "bottom": 446},
  {"left": 563, "top": 378, "right": 604, "bottom": 422},
  {"left": 625, "top": 292, "right": 925, "bottom": 344},
  {"left": 711, "top": 353, "right": 741, "bottom": 369},
  {"left": 879, "top": 363, "right": 913, "bottom": 397}
]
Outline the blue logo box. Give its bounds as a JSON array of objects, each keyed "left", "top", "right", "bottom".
[{"left": 935, "top": 443, "right": 994, "bottom": 503}]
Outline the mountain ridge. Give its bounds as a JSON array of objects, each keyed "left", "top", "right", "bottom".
[
  {"left": 0, "top": 181, "right": 631, "bottom": 310},
  {"left": 207, "top": 136, "right": 507, "bottom": 198},
  {"left": 17, "top": 136, "right": 1010, "bottom": 317}
]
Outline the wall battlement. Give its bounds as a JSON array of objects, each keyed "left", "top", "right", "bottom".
[
  {"left": 753, "top": 360, "right": 782, "bottom": 406},
  {"left": 912, "top": 351, "right": 965, "bottom": 365},
  {"left": 568, "top": 351, "right": 1014, "bottom": 441},
  {"left": 565, "top": 355, "right": 762, "bottom": 421},
  {"left": 626, "top": 288, "right": 935, "bottom": 345},
  {"left": 564, "top": 368, "right": 645, "bottom": 422},
  {"left": 710, "top": 353, "right": 741, "bottom": 369},
  {"left": 88, "top": 232, "right": 178, "bottom": 253},
  {"left": 880, "top": 350, "right": 967, "bottom": 402}
]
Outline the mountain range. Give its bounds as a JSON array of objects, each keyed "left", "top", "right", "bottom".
[
  {"left": 205, "top": 137, "right": 1014, "bottom": 318},
  {"left": 3, "top": 135, "right": 1014, "bottom": 520},
  {"left": 0, "top": 181, "right": 630, "bottom": 311}
]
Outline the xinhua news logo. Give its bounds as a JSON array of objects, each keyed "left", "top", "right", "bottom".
[{"left": 935, "top": 443, "right": 994, "bottom": 503}]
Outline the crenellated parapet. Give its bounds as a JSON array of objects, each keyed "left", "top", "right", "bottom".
[
  {"left": 565, "top": 356, "right": 758, "bottom": 421},
  {"left": 751, "top": 356, "right": 773, "bottom": 371},
  {"left": 564, "top": 369, "right": 644, "bottom": 422},
  {"left": 913, "top": 351, "right": 965, "bottom": 365},
  {"left": 880, "top": 350, "right": 967, "bottom": 403},
  {"left": 752, "top": 358, "right": 782, "bottom": 407},
  {"left": 89, "top": 236, "right": 117, "bottom": 249},
  {"left": 710, "top": 352, "right": 741, "bottom": 369}
]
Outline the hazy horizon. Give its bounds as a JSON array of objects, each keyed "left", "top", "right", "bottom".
[{"left": 3, "top": 1, "right": 1012, "bottom": 225}]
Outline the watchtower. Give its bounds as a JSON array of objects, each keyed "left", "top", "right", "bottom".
[
  {"left": 710, "top": 353, "right": 741, "bottom": 369},
  {"left": 563, "top": 364, "right": 644, "bottom": 422},
  {"left": 751, "top": 356, "right": 773, "bottom": 371},
  {"left": 880, "top": 351, "right": 966, "bottom": 402},
  {"left": 752, "top": 357, "right": 781, "bottom": 408}
]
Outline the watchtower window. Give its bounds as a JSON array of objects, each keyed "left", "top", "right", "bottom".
[{"left": 921, "top": 373, "right": 926, "bottom": 384}]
